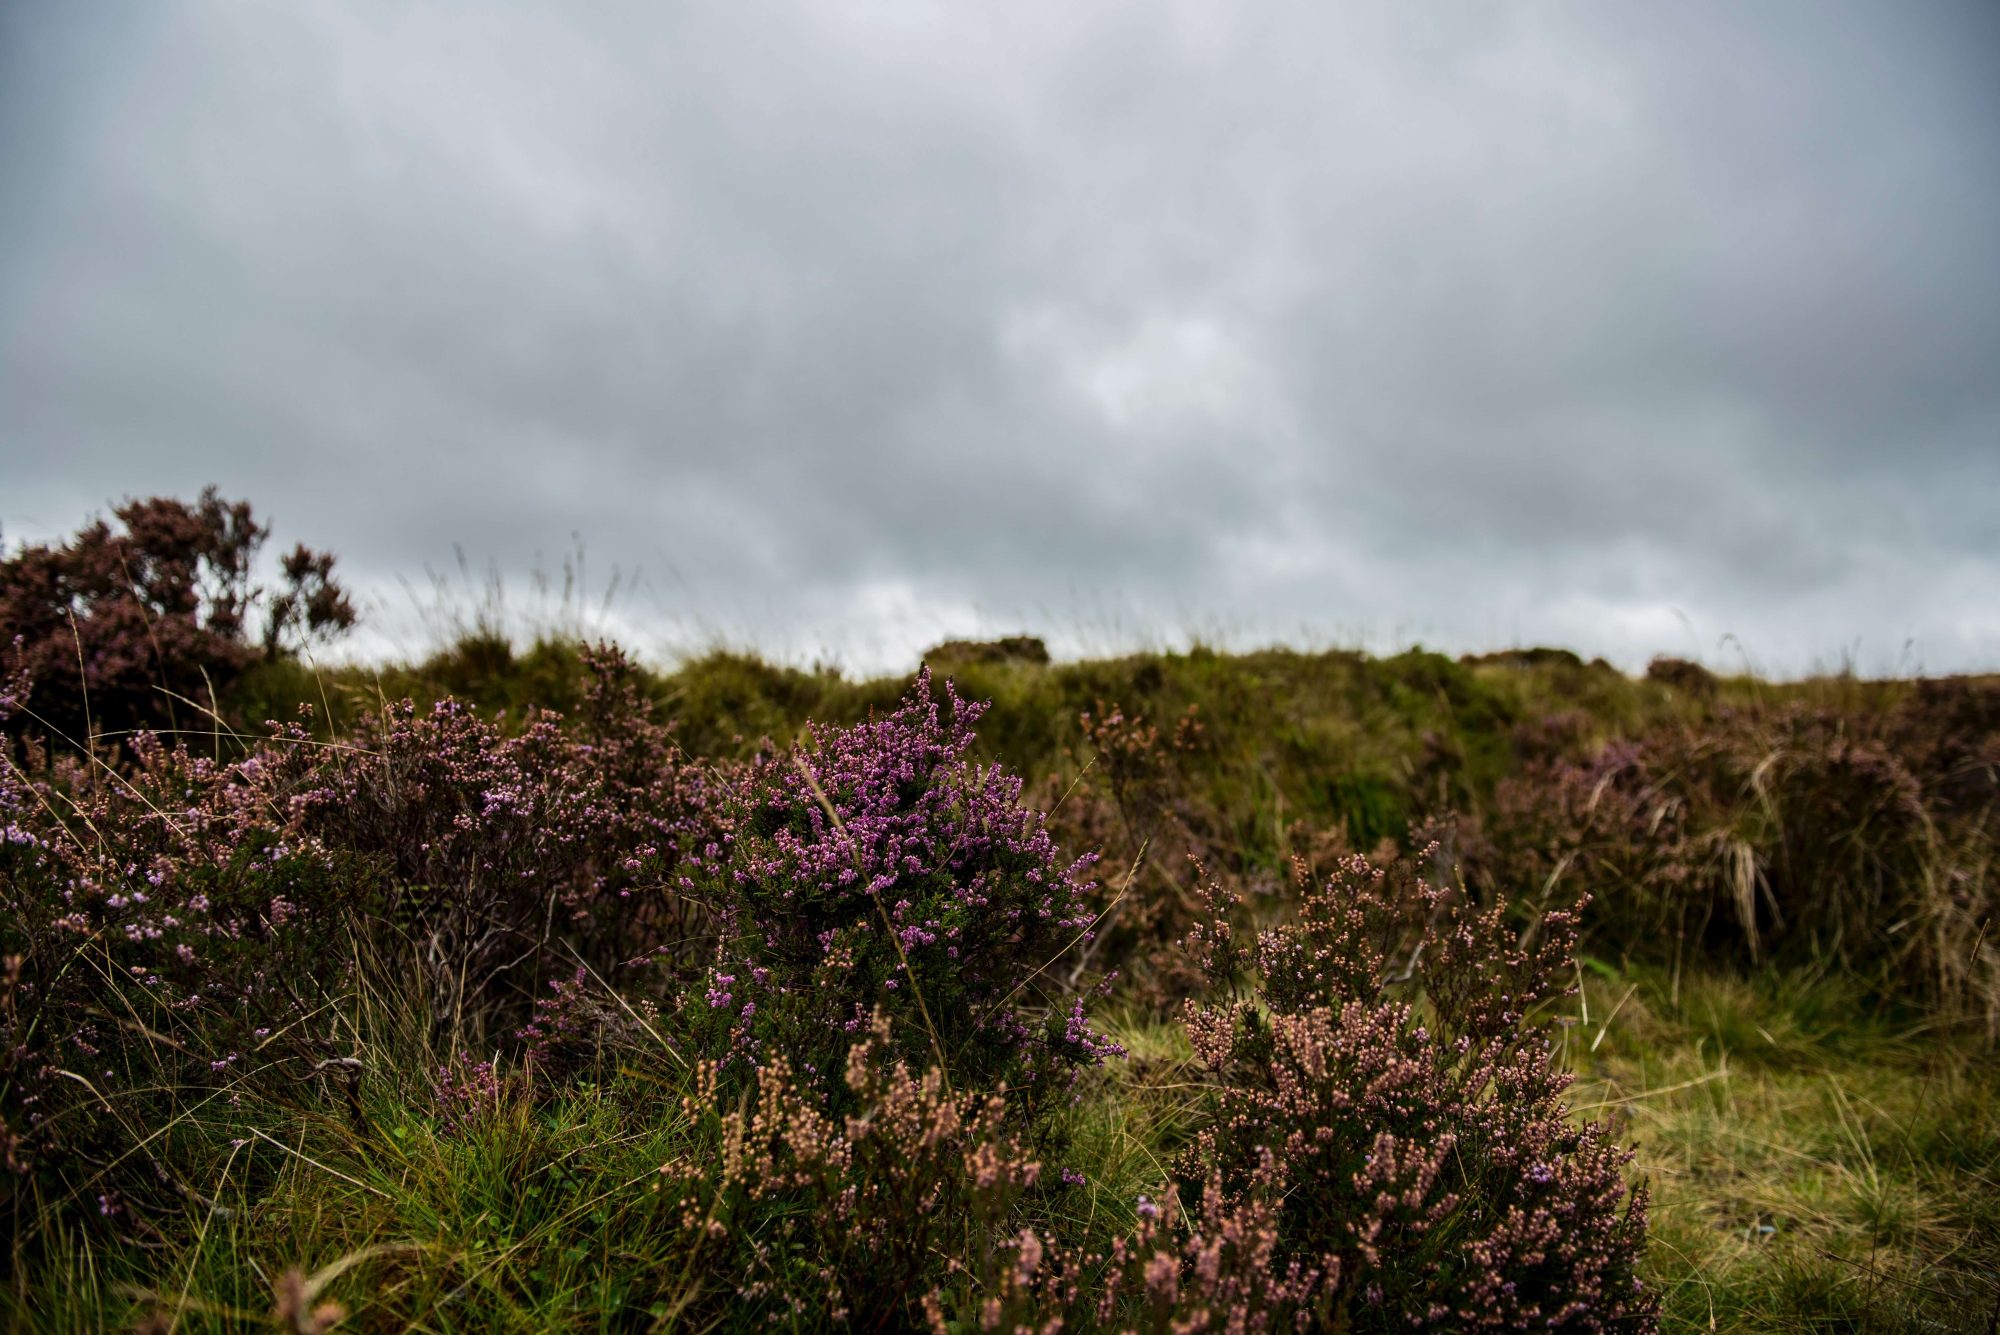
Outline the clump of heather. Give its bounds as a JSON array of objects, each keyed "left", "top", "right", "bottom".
[
  {"left": 670, "top": 668, "right": 1119, "bottom": 1097},
  {"left": 0, "top": 642, "right": 713, "bottom": 1216},
  {"left": 0, "top": 712, "right": 368, "bottom": 1212},
  {"left": 658, "top": 1012, "right": 1046, "bottom": 1326},
  {"left": 950, "top": 1161, "right": 1334, "bottom": 1334},
  {"left": 515, "top": 966, "right": 647, "bottom": 1079},
  {"left": 1061, "top": 698, "right": 1222, "bottom": 1009},
  {"left": 1477, "top": 696, "right": 1998, "bottom": 1027},
  {"left": 924, "top": 1153, "right": 1338, "bottom": 1332},
  {"left": 431, "top": 1054, "right": 505, "bottom": 1136},
  {"left": 0, "top": 490, "right": 354, "bottom": 747},
  {"left": 1092, "top": 1160, "right": 1333, "bottom": 1333},
  {"left": 1179, "top": 849, "right": 1657, "bottom": 1332},
  {"left": 253, "top": 642, "right": 711, "bottom": 1046}
]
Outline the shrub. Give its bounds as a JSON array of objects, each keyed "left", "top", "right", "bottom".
[
  {"left": 1087, "top": 1161, "right": 1333, "bottom": 1334},
  {"left": 1177, "top": 849, "right": 1657, "bottom": 1332},
  {"left": 0, "top": 643, "right": 711, "bottom": 1215},
  {"left": 1064, "top": 698, "right": 1222, "bottom": 1010},
  {"left": 516, "top": 965, "right": 643, "bottom": 1080},
  {"left": 0, "top": 490, "right": 355, "bottom": 747},
  {"left": 1478, "top": 701, "right": 1997, "bottom": 1027},
  {"left": 251, "top": 643, "right": 711, "bottom": 1047},
  {"left": 668, "top": 669, "right": 1119, "bottom": 1099},
  {"left": 0, "top": 714, "right": 370, "bottom": 1214},
  {"left": 924, "top": 1159, "right": 1333, "bottom": 1334},
  {"left": 659, "top": 1013, "right": 1046, "bottom": 1325},
  {"left": 1643, "top": 656, "right": 1717, "bottom": 698},
  {"left": 925, "top": 635, "right": 1052, "bottom": 667}
]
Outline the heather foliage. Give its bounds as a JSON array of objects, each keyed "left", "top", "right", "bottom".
[
  {"left": 1479, "top": 690, "right": 1999, "bottom": 1028},
  {"left": 0, "top": 646, "right": 1128, "bottom": 1262},
  {"left": 269, "top": 643, "right": 711, "bottom": 1045},
  {"left": 668, "top": 668, "right": 1120, "bottom": 1097},
  {"left": 1086, "top": 1163, "right": 1334, "bottom": 1333},
  {"left": 0, "top": 490, "right": 355, "bottom": 746},
  {"left": 0, "top": 642, "right": 708, "bottom": 1207},
  {"left": 659, "top": 1013, "right": 1047, "bottom": 1326},
  {"left": 1068, "top": 700, "right": 1221, "bottom": 1006},
  {"left": 924, "top": 1160, "right": 1333, "bottom": 1334},
  {"left": 916, "top": 849, "right": 1658, "bottom": 1333},
  {"left": 0, "top": 714, "right": 367, "bottom": 1210},
  {"left": 431, "top": 1053, "right": 509, "bottom": 1136},
  {"left": 1179, "top": 850, "right": 1657, "bottom": 1332}
]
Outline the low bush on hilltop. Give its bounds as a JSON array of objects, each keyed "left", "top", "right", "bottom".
[{"left": 0, "top": 489, "right": 354, "bottom": 748}]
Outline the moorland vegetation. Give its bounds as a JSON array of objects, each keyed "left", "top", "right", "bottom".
[{"left": 2, "top": 496, "right": 1995, "bottom": 1331}]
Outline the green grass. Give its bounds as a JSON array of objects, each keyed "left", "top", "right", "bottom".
[
  {"left": 10, "top": 1070, "right": 710, "bottom": 1331},
  {"left": 12, "top": 965, "right": 1990, "bottom": 1332},
  {"left": 1565, "top": 966, "right": 2000, "bottom": 1332}
]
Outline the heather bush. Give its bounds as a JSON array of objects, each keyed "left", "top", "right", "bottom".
[
  {"left": 1086, "top": 1162, "right": 1334, "bottom": 1333},
  {"left": 1078, "top": 699, "right": 1206, "bottom": 843},
  {"left": 658, "top": 1012, "right": 1048, "bottom": 1325},
  {"left": 431, "top": 1052, "right": 509, "bottom": 1136},
  {"left": 242, "top": 642, "right": 712, "bottom": 1047},
  {"left": 516, "top": 964, "right": 645, "bottom": 1079},
  {"left": 0, "top": 642, "right": 712, "bottom": 1218},
  {"left": 1891, "top": 676, "right": 2000, "bottom": 821},
  {"left": 0, "top": 711, "right": 372, "bottom": 1212},
  {"left": 924, "top": 1159, "right": 1333, "bottom": 1334},
  {"left": 1478, "top": 700, "right": 1997, "bottom": 1027},
  {"left": 1060, "top": 698, "right": 1246, "bottom": 1011},
  {"left": 0, "top": 489, "right": 355, "bottom": 746},
  {"left": 1178, "top": 849, "right": 1657, "bottom": 1332},
  {"left": 666, "top": 668, "right": 1120, "bottom": 1099}
]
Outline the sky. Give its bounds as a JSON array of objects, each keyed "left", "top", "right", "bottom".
[{"left": 3, "top": 2, "right": 1997, "bottom": 677}]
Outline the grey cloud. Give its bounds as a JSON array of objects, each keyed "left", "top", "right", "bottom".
[{"left": 2, "top": 1, "right": 1996, "bottom": 676}]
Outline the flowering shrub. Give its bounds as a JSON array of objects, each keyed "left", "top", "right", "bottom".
[
  {"left": 1178, "top": 849, "right": 1657, "bottom": 1332},
  {"left": 1077, "top": 698, "right": 1205, "bottom": 842},
  {"left": 431, "top": 1054, "right": 506, "bottom": 1136},
  {"left": 670, "top": 669, "right": 1119, "bottom": 1097},
  {"left": 0, "top": 490, "right": 354, "bottom": 746},
  {"left": 0, "top": 643, "right": 709, "bottom": 1208},
  {"left": 659, "top": 1013, "right": 1046, "bottom": 1325},
  {"left": 0, "top": 713, "right": 369, "bottom": 1211},
  {"left": 945, "top": 1157, "right": 1334, "bottom": 1334},
  {"left": 227, "top": 642, "right": 710, "bottom": 1047},
  {"left": 516, "top": 966, "right": 642, "bottom": 1079},
  {"left": 918, "top": 849, "right": 1655, "bottom": 1334},
  {"left": 1087, "top": 1161, "right": 1333, "bottom": 1334},
  {"left": 1062, "top": 699, "right": 1224, "bottom": 1009}
]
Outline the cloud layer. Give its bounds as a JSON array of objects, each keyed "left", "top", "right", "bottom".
[{"left": 5, "top": 1, "right": 1997, "bottom": 674}]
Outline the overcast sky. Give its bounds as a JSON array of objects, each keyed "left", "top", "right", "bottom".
[{"left": 3, "top": 2, "right": 1996, "bottom": 676}]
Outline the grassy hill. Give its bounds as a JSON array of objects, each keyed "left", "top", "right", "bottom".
[{"left": 4, "top": 631, "right": 1995, "bottom": 1331}]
